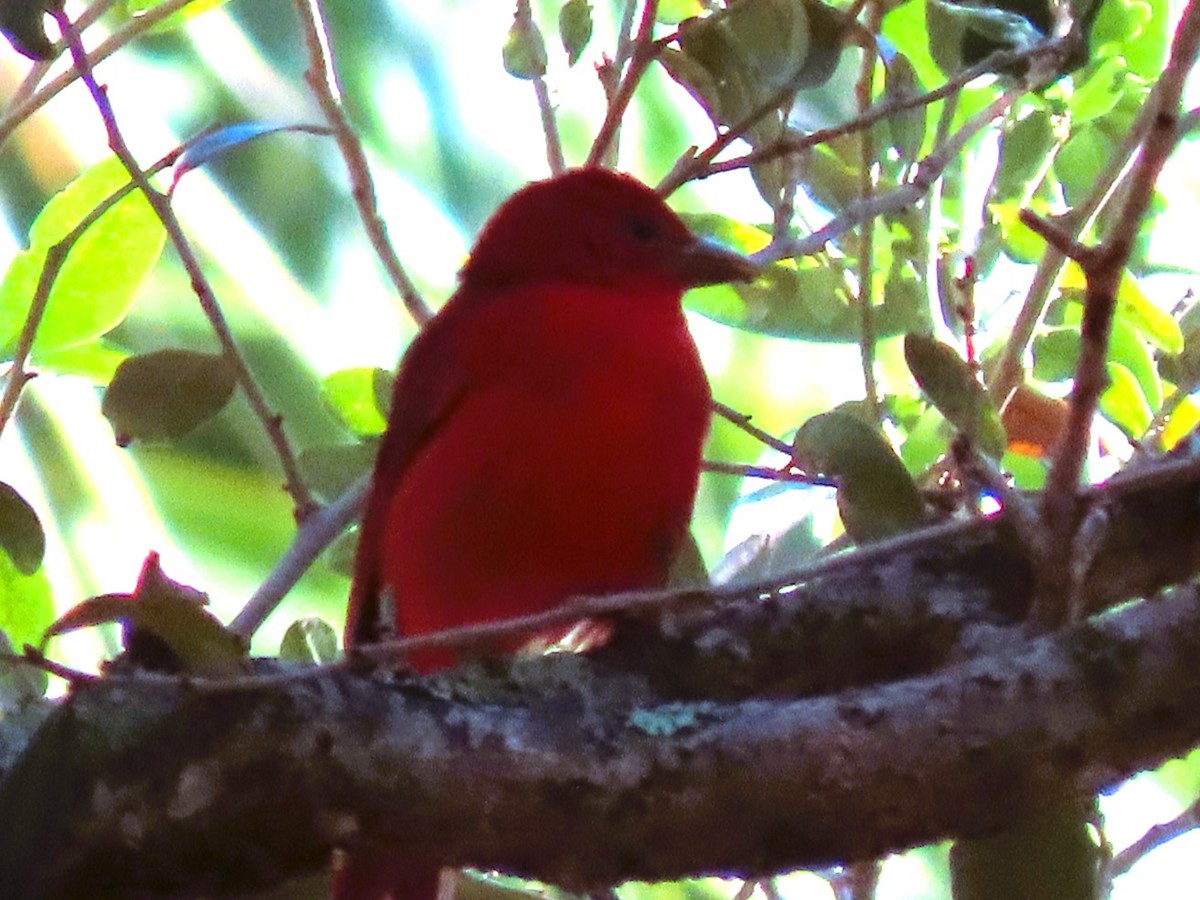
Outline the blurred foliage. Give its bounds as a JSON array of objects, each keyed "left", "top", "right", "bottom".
[{"left": 0, "top": 0, "right": 1195, "bottom": 896}]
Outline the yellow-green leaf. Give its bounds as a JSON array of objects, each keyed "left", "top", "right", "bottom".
[{"left": 0, "top": 157, "right": 166, "bottom": 359}]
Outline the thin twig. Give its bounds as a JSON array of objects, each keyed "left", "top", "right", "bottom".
[
  {"left": 0, "top": 0, "right": 204, "bottom": 151},
  {"left": 702, "top": 460, "right": 832, "bottom": 486},
  {"left": 713, "top": 400, "right": 793, "bottom": 455},
  {"left": 854, "top": 1, "right": 882, "bottom": 423},
  {"left": 1033, "top": 0, "right": 1200, "bottom": 628},
  {"left": 13, "top": 646, "right": 96, "bottom": 685},
  {"left": 1107, "top": 797, "right": 1200, "bottom": 881},
  {"left": 986, "top": 102, "right": 1152, "bottom": 407},
  {"left": 759, "top": 86, "right": 1027, "bottom": 263},
  {"left": 586, "top": 0, "right": 659, "bottom": 167},
  {"left": 514, "top": 0, "right": 565, "bottom": 173},
  {"left": 696, "top": 38, "right": 1068, "bottom": 186},
  {"left": 51, "top": 5, "right": 317, "bottom": 519},
  {"left": 291, "top": 0, "right": 432, "bottom": 324},
  {"left": 350, "top": 514, "right": 993, "bottom": 666},
  {"left": 229, "top": 475, "right": 370, "bottom": 641},
  {"left": 4, "top": 0, "right": 119, "bottom": 113}
]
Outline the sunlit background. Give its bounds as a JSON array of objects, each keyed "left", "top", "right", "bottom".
[{"left": 0, "top": 0, "right": 1198, "bottom": 897}]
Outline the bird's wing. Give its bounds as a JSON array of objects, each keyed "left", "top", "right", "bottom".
[{"left": 345, "top": 298, "right": 474, "bottom": 648}]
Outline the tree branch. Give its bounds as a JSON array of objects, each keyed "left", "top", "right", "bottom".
[{"left": 2, "top": 581, "right": 1199, "bottom": 899}]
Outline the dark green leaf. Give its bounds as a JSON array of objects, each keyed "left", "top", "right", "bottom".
[
  {"left": 326, "top": 529, "right": 359, "bottom": 579},
  {"left": 0, "top": 482, "right": 43, "bottom": 575},
  {"left": 794, "top": 410, "right": 924, "bottom": 542},
  {"left": 0, "top": 0, "right": 52, "bottom": 59},
  {"left": 101, "top": 349, "right": 237, "bottom": 446},
  {"left": 904, "top": 333, "right": 1007, "bottom": 458},
  {"left": 666, "top": 533, "right": 709, "bottom": 589},
  {"left": 927, "top": 0, "right": 1048, "bottom": 73},
  {"left": 951, "top": 800, "right": 1100, "bottom": 900}
]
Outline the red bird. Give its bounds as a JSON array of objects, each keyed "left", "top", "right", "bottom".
[{"left": 337, "top": 167, "right": 755, "bottom": 898}]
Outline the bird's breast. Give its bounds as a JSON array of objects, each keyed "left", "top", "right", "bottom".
[{"left": 379, "top": 283, "right": 711, "bottom": 652}]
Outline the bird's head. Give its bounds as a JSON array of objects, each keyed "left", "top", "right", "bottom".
[{"left": 461, "top": 168, "right": 758, "bottom": 295}]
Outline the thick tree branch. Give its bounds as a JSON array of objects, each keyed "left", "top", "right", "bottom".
[
  {"left": 1, "top": 586, "right": 1199, "bottom": 899},
  {"left": 2, "top": 453, "right": 1200, "bottom": 898}
]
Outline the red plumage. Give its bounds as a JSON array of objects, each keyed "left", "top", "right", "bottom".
[{"left": 337, "top": 168, "right": 754, "bottom": 898}]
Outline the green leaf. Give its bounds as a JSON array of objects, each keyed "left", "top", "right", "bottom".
[
  {"left": 683, "top": 214, "right": 924, "bottom": 342},
  {"left": 0, "top": 551, "right": 52, "bottom": 651},
  {"left": 125, "top": 0, "right": 230, "bottom": 32},
  {"left": 0, "top": 630, "right": 47, "bottom": 710},
  {"left": 321, "top": 366, "right": 391, "bottom": 436},
  {"left": 1162, "top": 395, "right": 1200, "bottom": 450},
  {"left": 661, "top": 0, "right": 847, "bottom": 205},
  {"left": 33, "top": 339, "right": 127, "bottom": 382},
  {"left": 101, "top": 349, "right": 238, "bottom": 446},
  {"left": 0, "top": 482, "right": 43, "bottom": 576},
  {"left": 657, "top": 0, "right": 703, "bottom": 23},
  {"left": 1103, "top": 0, "right": 1168, "bottom": 80},
  {"left": 299, "top": 442, "right": 379, "bottom": 503},
  {"left": 1060, "top": 263, "right": 1182, "bottom": 352},
  {"left": 794, "top": 410, "right": 924, "bottom": 542},
  {"left": 884, "top": 54, "right": 928, "bottom": 163},
  {"left": 994, "top": 109, "right": 1057, "bottom": 199},
  {"left": 280, "top": 617, "right": 340, "bottom": 664},
  {"left": 1101, "top": 361, "right": 1153, "bottom": 436},
  {"left": 926, "top": 0, "right": 1047, "bottom": 74},
  {"left": 558, "top": 0, "right": 593, "bottom": 67},
  {"left": 46, "top": 553, "right": 244, "bottom": 676},
  {"left": 989, "top": 198, "right": 1047, "bottom": 264},
  {"left": 1109, "top": 317, "right": 1161, "bottom": 410},
  {"left": 881, "top": 0, "right": 944, "bottom": 92},
  {"left": 666, "top": 533, "right": 709, "bottom": 589},
  {"left": 951, "top": 800, "right": 1100, "bottom": 900},
  {"left": 1032, "top": 327, "right": 1081, "bottom": 382},
  {"left": 904, "top": 333, "right": 1007, "bottom": 458},
  {"left": 503, "top": 12, "right": 548, "bottom": 79},
  {"left": 1068, "top": 54, "right": 1128, "bottom": 124},
  {"left": 326, "top": 529, "right": 359, "bottom": 579},
  {"left": 1055, "top": 125, "right": 1117, "bottom": 207},
  {"left": 0, "top": 157, "right": 166, "bottom": 360}
]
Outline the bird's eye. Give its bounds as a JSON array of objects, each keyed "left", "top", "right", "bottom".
[{"left": 625, "top": 214, "right": 660, "bottom": 243}]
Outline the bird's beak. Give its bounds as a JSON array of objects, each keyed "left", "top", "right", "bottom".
[{"left": 676, "top": 237, "right": 760, "bottom": 288}]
